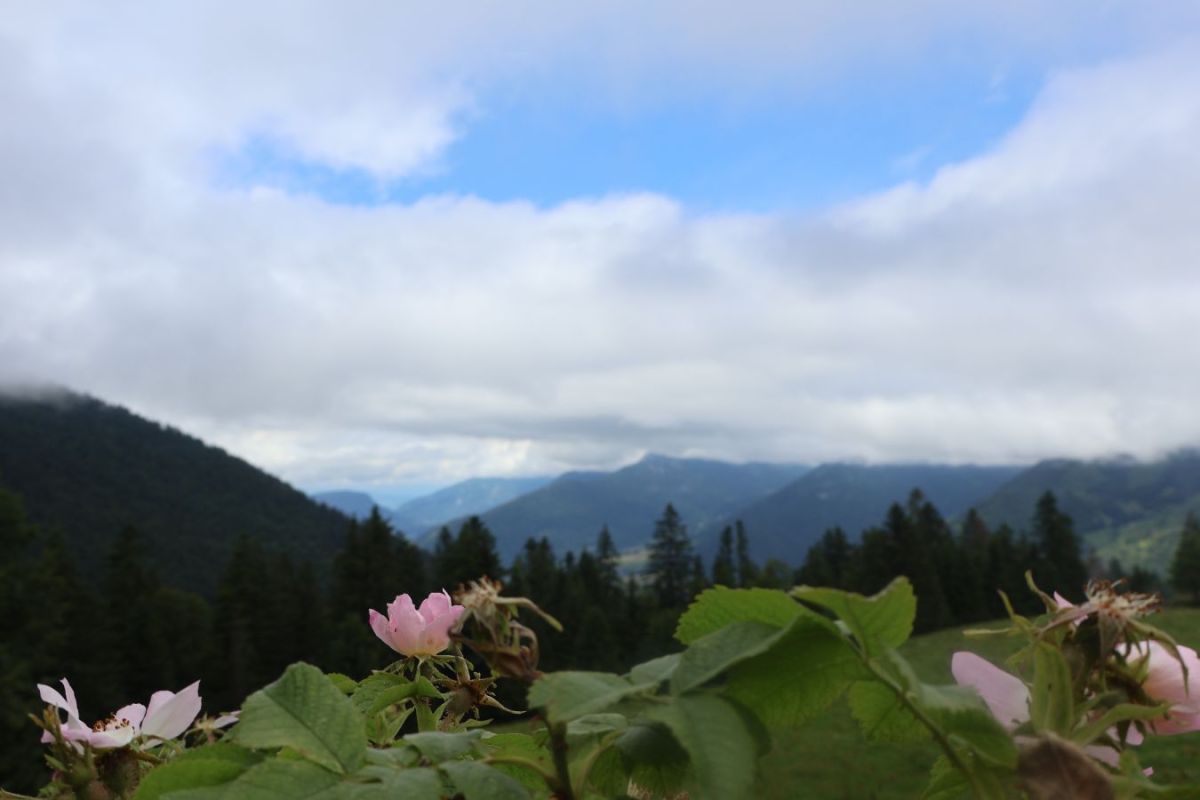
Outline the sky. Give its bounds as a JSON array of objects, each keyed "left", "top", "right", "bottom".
[{"left": 2, "top": 3, "right": 1200, "bottom": 504}]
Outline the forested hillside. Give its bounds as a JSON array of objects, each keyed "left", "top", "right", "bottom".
[
  {"left": 472, "top": 453, "right": 809, "bottom": 559},
  {"left": 975, "top": 450, "right": 1200, "bottom": 571},
  {"left": 0, "top": 391, "right": 348, "bottom": 594},
  {"left": 722, "top": 463, "right": 1022, "bottom": 564}
]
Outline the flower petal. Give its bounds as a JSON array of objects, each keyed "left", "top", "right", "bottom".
[
  {"left": 142, "top": 682, "right": 201, "bottom": 741},
  {"left": 417, "top": 590, "right": 453, "bottom": 623},
  {"left": 951, "top": 651, "right": 1030, "bottom": 730},
  {"left": 385, "top": 594, "right": 427, "bottom": 656}
]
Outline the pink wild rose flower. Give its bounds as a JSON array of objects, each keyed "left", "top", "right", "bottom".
[
  {"left": 38, "top": 679, "right": 203, "bottom": 750},
  {"left": 369, "top": 590, "right": 465, "bottom": 657},
  {"left": 951, "top": 652, "right": 1144, "bottom": 767}
]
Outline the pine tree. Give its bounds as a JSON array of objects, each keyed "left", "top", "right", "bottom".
[
  {"left": 104, "top": 526, "right": 173, "bottom": 701},
  {"left": 711, "top": 526, "right": 737, "bottom": 586},
  {"left": 1171, "top": 513, "right": 1200, "bottom": 604},
  {"left": 647, "top": 503, "right": 693, "bottom": 607},
  {"left": 1031, "top": 492, "right": 1087, "bottom": 600},
  {"left": 734, "top": 521, "right": 758, "bottom": 588}
]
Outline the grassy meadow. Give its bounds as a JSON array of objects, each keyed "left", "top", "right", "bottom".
[{"left": 758, "top": 607, "right": 1200, "bottom": 799}]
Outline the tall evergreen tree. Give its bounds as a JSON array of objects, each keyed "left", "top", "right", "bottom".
[
  {"left": 104, "top": 526, "right": 173, "bottom": 702},
  {"left": 734, "top": 521, "right": 758, "bottom": 588},
  {"left": 711, "top": 526, "right": 737, "bottom": 586},
  {"left": 1031, "top": 492, "right": 1088, "bottom": 600},
  {"left": 647, "top": 503, "right": 693, "bottom": 607},
  {"left": 1171, "top": 513, "right": 1200, "bottom": 604}
]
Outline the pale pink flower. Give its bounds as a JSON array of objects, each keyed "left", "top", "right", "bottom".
[
  {"left": 1131, "top": 641, "right": 1200, "bottom": 734},
  {"left": 38, "top": 679, "right": 202, "bottom": 750},
  {"left": 951, "top": 652, "right": 1142, "bottom": 767},
  {"left": 369, "top": 590, "right": 465, "bottom": 657}
]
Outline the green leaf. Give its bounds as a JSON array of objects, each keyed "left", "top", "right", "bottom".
[
  {"left": 352, "top": 674, "right": 440, "bottom": 718},
  {"left": 482, "top": 732, "right": 553, "bottom": 794},
  {"left": 628, "top": 652, "right": 681, "bottom": 687},
  {"left": 338, "top": 767, "right": 444, "bottom": 800},
  {"left": 134, "top": 744, "right": 262, "bottom": 800},
  {"left": 583, "top": 746, "right": 630, "bottom": 798},
  {"left": 671, "top": 621, "right": 789, "bottom": 695},
  {"left": 230, "top": 663, "right": 368, "bottom": 774},
  {"left": 847, "top": 681, "right": 929, "bottom": 743},
  {"left": 614, "top": 723, "right": 689, "bottom": 798},
  {"left": 792, "top": 577, "right": 915, "bottom": 655},
  {"left": 326, "top": 673, "right": 358, "bottom": 695},
  {"left": 921, "top": 755, "right": 971, "bottom": 800},
  {"left": 1071, "top": 702, "right": 1169, "bottom": 748},
  {"left": 401, "top": 730, "right": 484, "bottom": 763},
  {"left": 1030, "top": 642, "right": 1074, "bottom": 734},
  {"left": 675, "top": 587, "right": 802, "bottom": 644},
  {"left": 726, "top": 616, "right": 863, "bottom": 727},
  {"left": 164, "top": 757, "right": 341, "bottom": 800},
  {"left": 644, "top": 694, "right": 760, "bottom": 800},
  {"left": 566, "top": 713, "right": 628, "bottom": 740},
  {"left": 439, "top": 760, "right": 532, "bottom": 800},
  {"left": 528, "top": 672, "right": 650, "bottom": 723}
]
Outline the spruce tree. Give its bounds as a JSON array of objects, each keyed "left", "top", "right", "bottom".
[
  {"left": 1171, "top": 513, "right": 1200, "bottom": 604},
  {"left": 734, "top": 521, "right": 758, "bottom": 588},
  {"left": 647, "top": 503, "right": 693, "bottom": 607},
  {"left": 711, "top": 526, "right": 737, "bottom": 586},
  {"left": 1032, "top": 492, "right": 1087, "bottom": 600}
]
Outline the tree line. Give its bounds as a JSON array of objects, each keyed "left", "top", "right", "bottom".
[{"left": 0, "top": 482, "right": 1180, "bottom": 791}]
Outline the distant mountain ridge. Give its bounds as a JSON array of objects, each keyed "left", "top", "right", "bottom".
[
  {"left": 723, "top": 463, "right": 1024, "bottom": 565},
  {"left": 0, "top": 391, "right": 349, "bottom": 595},
  {"left": 467, "top": 454, "right": 810, "bottom": 560},
  {"left": 390, "top": 476, "right": 552, "bottom": 536},
  {"left": 973, "top": 450, "right": 1200, "bottom": 572},
  {"left": 313, "top": 490, "right": 380, "bottom": 519}
]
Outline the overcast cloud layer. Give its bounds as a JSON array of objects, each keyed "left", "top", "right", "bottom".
[{"left": 2, "top": 4, "right": 1200, "bottom": 495}]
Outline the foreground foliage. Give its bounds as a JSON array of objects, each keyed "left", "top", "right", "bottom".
[{"left": 8, "top": 574, "right": 1200, "bottom": 799}]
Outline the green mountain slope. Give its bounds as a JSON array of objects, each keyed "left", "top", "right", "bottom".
[
  {"left": 724, "top": 463, "right": 1023, "bottom": 564},
  {"left": 464, "top": 454, "right": 809, "bottom": 559},
  {"left": 973, "top": 451, "right": 1200, "bottom": 572},
  {"left": 0, "top": 390, "right": 349, "bottom": 595}
]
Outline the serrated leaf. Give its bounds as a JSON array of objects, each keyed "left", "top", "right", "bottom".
[
  {"left": 482, "top": 732, "right": 554, "bottom": 794},
  {"left": 675, "top": 587, "right": 802, "bottom": 644},
  {"left": 353, "top": 674, "right": 440, "bottom": 718},
  {"left": 792, "top": 577, "right": 915, "bottom": 656},
  {"left": 134, "top": 744, "right": 262, "bottom": 800},
  {"left": 528, "top": 672, "right": 649, "bottom": 723},
  {"left": 628, "top": 652, "right": 681, "bottom": 687},
  {"left": 583, "top": 745, "right": 630, "bottom": 797},
  {"left": 847, "top": 681, "right": 929, "bottom": 743},
  {"left": 402, "top": 730, "right": 484, "bottom": 763},
  {"left": 440, "top": 760, "right": 532, "bottom": 800},
  {"left": 231, "top": 663, "right": 367, "bottom": 774},
  {"left": 726, "top": 617, "right": 862, "bottom": 727},
  {"left": 644, "top": 694, "right": 760, "bottom": 800},
  {"left": 337, "top": 767, "right": 444, "bottom": 800},
  {"left": 670, "top": 620, "right": 788, "bottom": 695},
  {"left": 164, "top": 757, "right": 341, "bottom": 800},
  {"left": 922, "top": 755, "right": 971, "bottom": 800}
]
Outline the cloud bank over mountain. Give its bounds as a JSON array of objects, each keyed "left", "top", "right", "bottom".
[{"left": 2, "top": 5, "right": 1199, "bottom": 491}]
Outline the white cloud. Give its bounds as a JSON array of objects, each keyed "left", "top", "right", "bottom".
[{"left": 2, "top": 7, "right": 1200, "bottom": 490}]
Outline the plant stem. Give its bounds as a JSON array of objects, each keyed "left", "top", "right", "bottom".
[
  {"left": 547, "top": 722, "right": 576, "bottom": 800},
  {"left": 859, "top": 655, "right": 993, "bottom": 799}
]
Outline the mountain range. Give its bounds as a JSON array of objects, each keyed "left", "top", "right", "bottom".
[{"left": 5, "top": 389, "right": 1200, "bottom": 591}]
